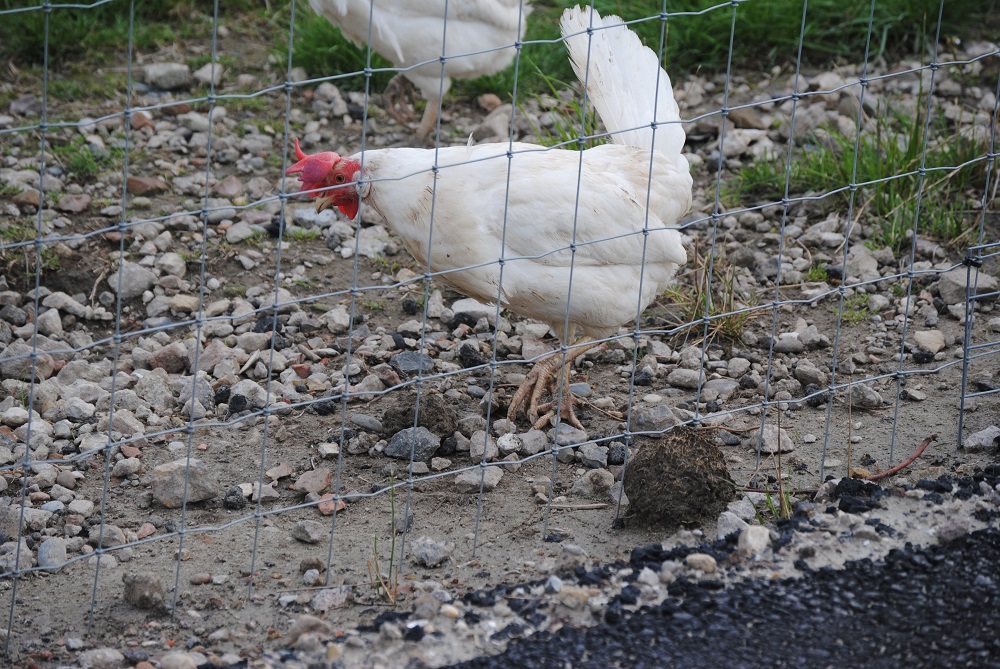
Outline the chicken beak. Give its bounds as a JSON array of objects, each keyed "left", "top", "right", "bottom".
[{"left": 314, "top": 194, "right": 334, "bottom": 213}]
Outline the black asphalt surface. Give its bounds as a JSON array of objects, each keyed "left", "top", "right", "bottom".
[{"left": 445, "top": 491, "right": 1000, "bottom": 668}]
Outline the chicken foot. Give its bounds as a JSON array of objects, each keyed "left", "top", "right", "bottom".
[{"left": 507, "top": 340, "right": 599, "bottom": 430}]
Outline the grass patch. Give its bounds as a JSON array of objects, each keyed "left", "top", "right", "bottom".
[
  {"left": 661, "top": 246, "right": 761, "bottom": 344},
  {"left": 840, "top": 292, "right": 870, "bottom": 324},
  {"left": 805, "top": 265, "right": 828, "bottom": 282},
  {"left": 277, "top": 4, "right": 395, "bottom": 92},
  {"left": 727, "top": 103, "right": 992, "bottom": 250},
  {"left": 0, "top": 1, "right": 275, "bottom": 66},
  {"left": 0, "top": 222, "right": 61, "bottom": 282},
  {"left": 0, "top": 183, "right": 23, "bottom": 200},
  {"left": 286, "top": 227, "right": 322, "bottom": 242},
  {"left": 523, "top": 69, "right": 604, "bottom": 149},
  {"left": 277, "top": 0, "right": 993, "bottom": 116},
  {"left": 51, "top": 136, "right": 128, "bottom": 180}
]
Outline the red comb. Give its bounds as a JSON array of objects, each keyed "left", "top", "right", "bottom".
[{"left": 286, "top": 138, "right": 340, "bottom": 197}]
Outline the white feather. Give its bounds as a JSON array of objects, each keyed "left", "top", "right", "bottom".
[
  {"left": 560, "top": 6, "right": 687, "bottom": 168},
  {"left": 308, "top": 0, "right": 531, "bottom": 100},
  {"left": 340, "top": 5, "right": 691, "bottom": 340}
]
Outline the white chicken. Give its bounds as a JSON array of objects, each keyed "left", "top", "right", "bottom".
[
  {"left": 307, "top": 0, "right": 531, "bottom": 142},
  {"left": 287, "top": 5, "right": 692, "bottom": 428}
]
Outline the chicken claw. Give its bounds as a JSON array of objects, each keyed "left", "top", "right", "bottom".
[{"left": 508, "top": 340, "right": 600, "bottom": 430}]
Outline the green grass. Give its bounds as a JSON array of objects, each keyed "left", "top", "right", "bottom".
[
  {"left": 805, "top": 265, "right": 828, "bottom": 282},
  {"left": 51, "top": 136, "right": 128, "bottom": 179},
  {"left": 0, "top": 1, "right": 272, "bottom": 66},
  {"left": 3, "top": 0, "right": 992, "bottom": 99},
  {"left": 841, "top": 292, "right": 870, "bottom": 324},
  {"left": 660, "top": 247, "right": 761, "bottom": 344},
  {"left": 281, "top": 0, "right": 994, "bottom": 101},
  {"left": 0, "top": 221, "right": 61, "bottom": 281},
  {"left": 727, "top": 103, "right": 991, "bottom": 250},
  {"left": 0, "top": 183, "right": 23, "bottom": 200}
]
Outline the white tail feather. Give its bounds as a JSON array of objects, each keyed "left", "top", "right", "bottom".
[{"left": 560, "top": 5, "right": 685, "bottom": 161}]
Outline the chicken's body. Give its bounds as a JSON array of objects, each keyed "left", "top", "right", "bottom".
[
  {"left": 308, "top": 0, "right": 530, "bottom": 141},
  {"left": 288, "top": 6, "right": 692, "bottom": 427}
]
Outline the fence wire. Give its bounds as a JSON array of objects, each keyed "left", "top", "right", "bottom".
[{"left": 0, "top": 0, "right": 998, "bottom": 661}]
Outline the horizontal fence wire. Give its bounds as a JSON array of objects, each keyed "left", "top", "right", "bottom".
[{"left": 0, "top": 0, "right": 998, "bottom": 660}]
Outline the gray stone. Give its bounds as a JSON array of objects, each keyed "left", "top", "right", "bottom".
[
  {"left": 229, "top": 379, "right": 268, "bottom": 409},
  {"left": 226, "top": 221, "right": 258, "bottom": 244},
  {"left": 156, "top": 252, "right": 187, "bottom": 278},
  {"left": 77, "top": 647, "right": 126, "bottom": 669},
  {"left": 798, "top": 325, "right": 829, "bottom": 349},
  {"left": 497, "top": 432, "right": 522, "bottom": 454},
  {"left": 849, "top": 383, "right": 884, "bottom": 410},
  {"left": 109, "top": 262, "right": 156, "bottom": 300},
  {"left": 551, "top": 423, "right": 588, "bottom": 446},
  {"left": 519, "top": 429, "right": 548, "bottom": 455},
  {"left": 727, "top": 357, "right": 751, "bottom": 378},
  {"left": 349, "top": 413, "right": 383, "bottom": 433},
  {"left": 123, "top": 571, "right": 166, "bottom": 609},
  {"left": 773, "top": 334, "right": 805, "bottom": 354},
  {"left": 37, "top": 537, "right": 67, "bottom": 573},
  {"left": 144, "top": 63, "right": 191, "bottom": 90},
  {"left": 577, "top": 443, "right": 608, "bottom": 469},
  {"left": 355, "top": 225, "right": 391, "bottom": 258},
  {"left": 454, "top": 465, "right": 503, "bottom": 492},
  {"left": 92, "top": 524, "right": 126, "bottom": 548},
  {"left": 151, "top": 458, "right": 219, "bottom": 508},
  {"left": 385, "top": 426, "right": 440, "bottom": 461},
  {"left": 193, "top": 62, "right": 224, "bottom": 86},
  {"left": 738, "top": 525, "right": 771, "bottom": 555},
  {"left": 292, "top": 520, "right": 326, "bottom": 544},
  {"left": 794, "top": 361, "right": 827, "bottom": 387},
  {"left": 963, "top": 425, "right": 1000, "bottom": 451},
  {"left": 111, "top": 457, "right": 142, "bottom": 478},
  {"left": 391, "top": 351, "right": 436, "bottom": 375},
  {"left": 631, "top": 405, "right": 681, "bottom": 431},
  {"left": 42, "top": 291, "right": 86, "bottom": 317},
  {"left": 845, "top": 245, "right": 880, "bottom": 282},
  {"left": 703, "top": 377, "right": 739, "bottom": 401},
  {"left": 716, "top": 511, "right": 749, "bottom": 540},
  {"left": 938, "top": 266, "right": 999, "bottom": 305},
  {"left": 0, "top": 341, "right": 55, "bottom": 380},
  {"left": 450, "top": 297, "right": 494, "bottom": 324},
  {"left": 667, "top": 368, "right": 702, "bottom": 389},
  {"left": 913, "top": 329, "right": 946, "bottom": 354},
  {"left": 410, "top": 535, "right": 453, "bottom": 567},
  {"left": 746, "top": 424, "right": 795, "bottom": 454},
  {"left": 569, "top": 468, "right": 614, "bottom": 499},
  {"left": 469, "top": 430, "right": 498, "bottom": 462}
]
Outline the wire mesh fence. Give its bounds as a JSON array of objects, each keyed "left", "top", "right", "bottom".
[{"left": 0, "top": 0, "right": 997, "bottom": 662}]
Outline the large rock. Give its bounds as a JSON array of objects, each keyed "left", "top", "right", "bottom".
[
  {"left": 144, "top": 63, "right": 191, "bottom": 90},
  {"left": 152, "top": 458, "right": 219, "bottom": 508},
  {"left": 385, "top": 427, "right": 440, "bottom": 462},
  {"left": 937, "top": 267, "right": 999, "bottom": 305},
  {"left": 454, "top": 465, "right": 503, "bottom": 492},
  {"left": 108, "top": 262, "right": 156, "bottom": 300},
  {"left": 0, "top": 341, "right": 55, "bottom": 380}
]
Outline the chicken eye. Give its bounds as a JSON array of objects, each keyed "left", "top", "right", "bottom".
[{"left": 334, "top": 174, "right": 346, "bottom": 184}]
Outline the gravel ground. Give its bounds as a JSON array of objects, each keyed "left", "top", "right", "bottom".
[{"left": 0, "top": 14, "right": 998, "bottom": 669}]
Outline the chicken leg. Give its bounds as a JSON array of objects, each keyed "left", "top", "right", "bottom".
[
  {"left": 507, "top": 338, "right": 599, "bottom": 430},
  {"left": 414, "top": 96, "right": 442, "bottom": 145},
  {"left": 382, "top": 74, "right": 418, "bottom": 126}
]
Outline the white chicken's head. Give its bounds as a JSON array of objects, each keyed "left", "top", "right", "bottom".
[{"left": 285, "top": 138, "right": 362, "bottom": 220}]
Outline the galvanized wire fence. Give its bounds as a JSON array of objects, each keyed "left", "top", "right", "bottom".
[{"left": 0, "top": 0, "right": 997, "bottom": 659}]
